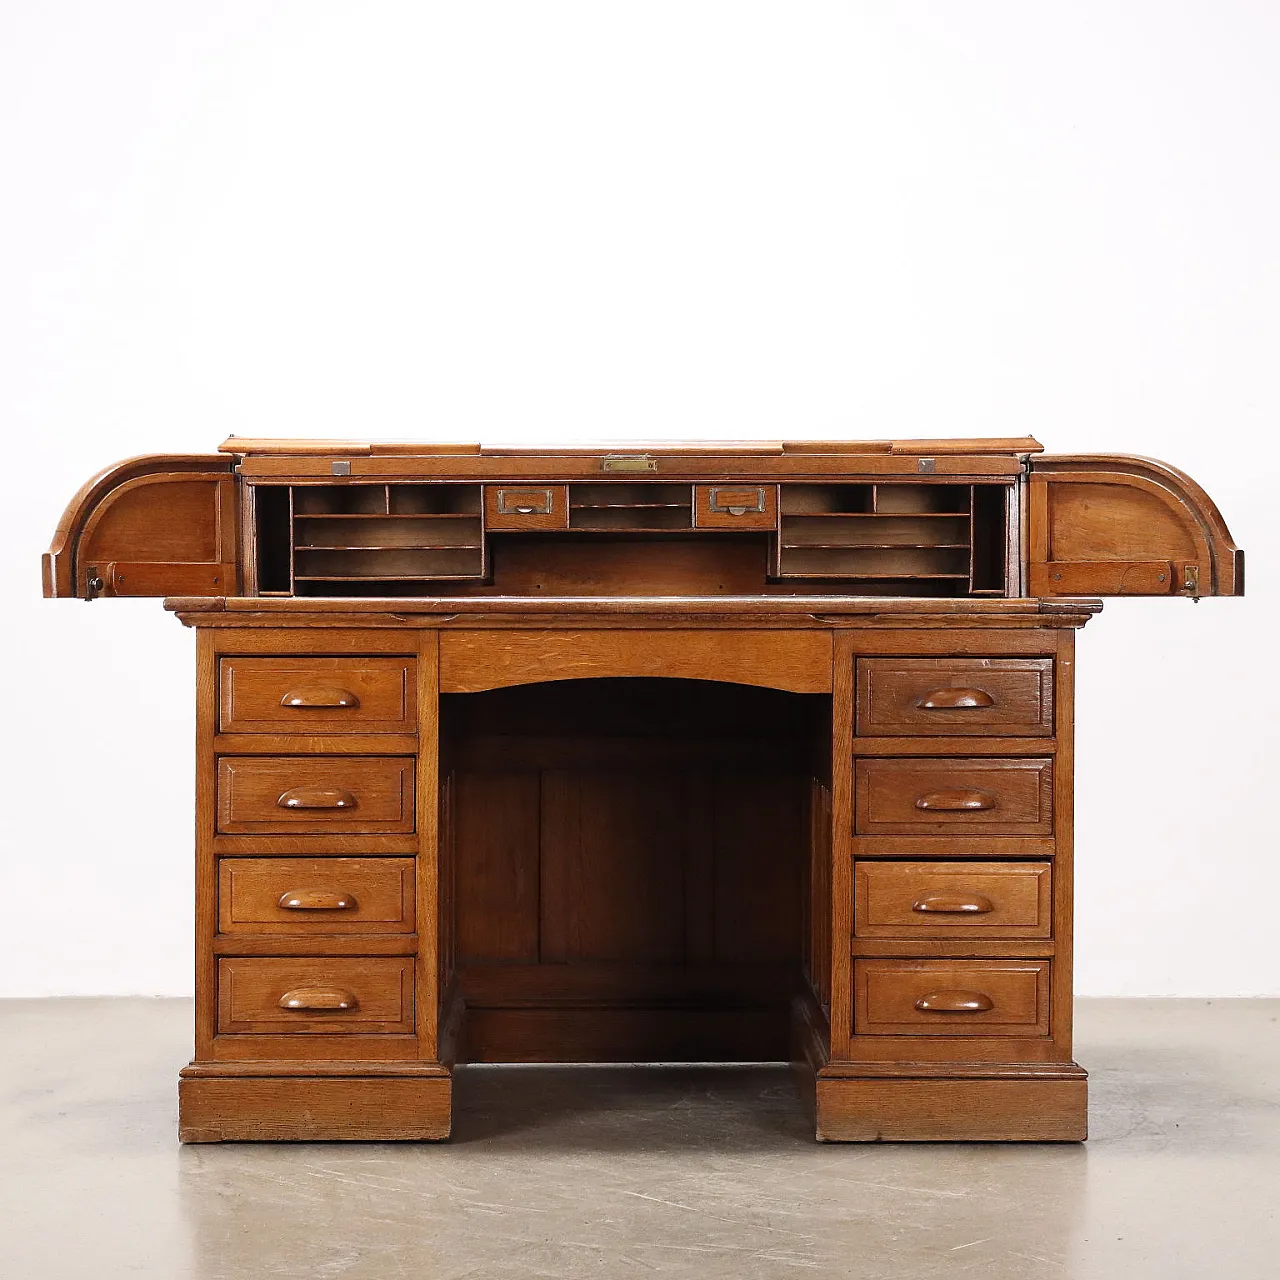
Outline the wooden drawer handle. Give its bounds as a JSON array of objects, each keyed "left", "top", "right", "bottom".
[
  {"left": 914, "top": 789, "right": 996, "bottom": 812},
  {"left": 277, "top": 787, "right": 357, "bottom": 810},
  {"left": 278, "top": 987, "right": 359, "bottom": 1012},
  {"left": 911, "top": 893, "right": 995, "bottom": 915},
  {"left": 915, "top": 687, "right": 995, "bottom": 710},
  {"left": 280, "top": 686, "right": 361, "bottom": 709},
  {"left": 914, "top": 990, "right": 994, "bottom": 1013},
  {"left": 277, "top": 889, "right": 358, "bottom": 911}
]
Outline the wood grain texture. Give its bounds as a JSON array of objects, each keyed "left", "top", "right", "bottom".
[
  {"left": 853, "top": 958, "right": 1051, "bottom": 1037},
  {"left": 693, "top": 483, "right": 779, "bottom": 529},
  {"left": 217, "top": 956, "right": 415, "bottom": 1035},
  {"left": 484, "top": 484, "right": 569, "bottom": 530},
  {"left": 1029, "top": 454, "right": 1243, "bottom": 597},
  {"left": 854, "top": 757, "right": 1054, "bottom": 836},
  {"left": 45, "top": 437, "right": 1247, "bottom": 1144},
  {"left": 216, "top": 755, "right": 415, "bottom": 834},
  {"left": 217, "top": 858, "right": 415, "bottom": 934},
  {"left": 178, "top": 1073, "right": 452, "bottom": 1142},
  {"left": 855, "top": 657, "right": 1053, "bottom": 737},
  {"left": 219, "top": 656, "right": 416, "bottom": 733},
  {"left": 815, "top": 1075, "right": 1087, "bottom": 1142},
  {"left": 43, "top": 454, "right": 236, "bottom": 598},
  {"left": 417, "top": 629, "right": 441, "bottom": 1062},
  {"left": 440, "top": 629, "right": 832, "bottom": 693},
  {"left": 853, "top": 861, "right": 1051, "bottom": 939}
]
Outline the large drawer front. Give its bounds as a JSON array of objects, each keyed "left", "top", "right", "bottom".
[
  {"left": 854, "top": 861, "right": 1052, "bottom": 939},
  {"left": 217, "top": 756, "right": 415, "bottom": 834},
  {"left": 219, "top": 656, "right": 416, "bottom": 734},
  {"left": 217, "top": 957, "right": 415, "bottom": 1035},
  {"left": 856, "top": 658, "right": 1054, "bottom": 737},
  {"left": 854, "top": 757, "right": 1053, "bottom": 836},
  {"left": 218, "top": 858, "right": 415, "bottom": 934},
  {"left": 854, "top": 959, "right": 1050, "bottom": 1037}
]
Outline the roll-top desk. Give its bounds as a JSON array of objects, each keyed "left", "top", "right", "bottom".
[{"left": 43, "top": 436, "right": 1244, "bottom": 1142}]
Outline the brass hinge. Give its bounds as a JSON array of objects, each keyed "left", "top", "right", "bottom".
[{"left": 1182, "top": 563, "right": 1201, "bottom": 601}]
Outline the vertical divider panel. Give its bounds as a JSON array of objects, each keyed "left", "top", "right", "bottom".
[
  {"left": 194, "top": 629, "right": 218, "bottom": 1063},
  {"left": 828, "top": 632, "right": 856, "bottom": 1055},
  {"left": 1051, "top": 628, "right": 1076, "bottom": 1060},
  {"left": 418, "top": 628, "right": 441, "bottom": 1061}
]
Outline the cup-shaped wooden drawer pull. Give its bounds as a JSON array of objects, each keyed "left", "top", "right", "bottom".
[
  {"left": 911, "top": 893, "right": 995, "bottom": 915},
  {"left": 276, "top": 787, "right": 357, "bottom": 810},
  {"left": 914, "top": 789, "right": 996, "bottom": 812},
  {"left": 914, "top": 989, "right": 994, "bottom": 1013},
  {"left": 279, "top": 686, "right": 361, "bottom": 709},
  {"left": 278, "top": 987, "right": 359, "bottom": 1012},
  {"left": 915, "top": 687, "right": 996, "bottom": 710},
  {"left": 277, "top": 889, "right": 358, "bottom": 911}
]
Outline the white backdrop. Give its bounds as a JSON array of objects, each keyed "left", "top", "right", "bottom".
[{"left": 0, "top": 2, "right": 1274, "bottom": 997}]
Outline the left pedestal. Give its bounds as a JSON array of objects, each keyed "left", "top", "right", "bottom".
[{"left": 181, "top": 622, "right": 449, "bottom": 1142}]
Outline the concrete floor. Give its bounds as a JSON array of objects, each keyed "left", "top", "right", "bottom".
[{"left": 1, "top": 1000, "right": 1277, "bottom": 1279}]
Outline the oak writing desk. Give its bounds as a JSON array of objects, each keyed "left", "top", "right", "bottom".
[{"left": 44, "top": 436, "right": 1244, "bottom": 1142}]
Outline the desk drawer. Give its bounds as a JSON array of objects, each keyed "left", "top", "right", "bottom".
[
  {"left": 694, "top": 484, "right": 778, "bottom": 530},
  {"left": 856, "top": 658, "right": 1054, "bottom": 737},
  {"left": 485, "top": 485, "right": 569, "bottom": 530},
  {"left": 854, "top": 861, "right": 1051, "bottom": 939},
  {"left": 218, "top": 858, "right": 415, "bottom": 934},
  {"left": 217, "top": 756, "right": 415, "bottom": 834},
  {"left": 854, "top": 959, "right": 1050, "bottom": 1037},
  {"left": 219, "top": 657, "right": 416, "bottom": 734},
  {"left": 217, "top": 957, "right": 414, "bottom": 1035},
  {"left": 854, "top": 758, "right": 1053, "bottom": 836}
]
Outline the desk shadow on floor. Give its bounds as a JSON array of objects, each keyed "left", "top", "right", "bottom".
[{"left": 449, "top": 1063, "right": 817, "bottom": 1151}]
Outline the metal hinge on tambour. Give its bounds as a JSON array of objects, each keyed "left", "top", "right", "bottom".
[
  {"left": 1183, "top": 563, "right": 1201, "bottom": 601},
  {"left": 601, "top": 454, "right": 658, "bottom": 472}
]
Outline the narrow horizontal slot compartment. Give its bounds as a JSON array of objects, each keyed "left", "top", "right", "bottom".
[
  {"left": 780, "top": 515, "right": 971, "bottom": 547},
  {"left": 569, "top": 506, "right": 693, "bottom": 532},
  {"left": 778, "top": 546, "right": 970, "bottom": 578},
  {"left": 570, "top": 483, "right": 692, "bottom": 508},
  {"left": 291, "top": 485, "right": 389, "bottom": 515},
  {"left": 294, "top": 578, "right": 479, "bottom": 595},
  {"left": 294, "top": 547, "right": 483, "bottom": 578},
  {"left": 294, "top": 516, "right": 482, "bottom": 549},
  {"left": 875, "top": 484, "right": 970, "bottom": 514},
  {"left": 389, "top": 484, "right": 481, "bottom": 515},
  {"left": 780, "top": 484, "right": 874, "bottom": 514}
]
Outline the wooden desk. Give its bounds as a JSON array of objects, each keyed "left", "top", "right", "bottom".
[{"left": 44, "top": 437, "right": 1243, "bottom": 1142}]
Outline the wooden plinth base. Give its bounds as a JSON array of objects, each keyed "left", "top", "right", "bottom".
[
  {"left": 177, "top": 1065, "right": 453, "bottom": 1143},
  {"left": 814, "top": 1067, "right": 1088, "bottom": 1142}
]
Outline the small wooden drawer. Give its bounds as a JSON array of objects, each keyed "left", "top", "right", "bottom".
[
  {"left": 218, "top": 858, "right": 415, "bottom": 934},
  {"left": 854, "top": 959, "right": 1050, "bottom": 1037},
  {"left": 854, "top": 757, "right": 1053, "bottom": 836},
  {"left": 485, "top": 485, "right": 569, "bottom": 531},
  {"left": 856, "top": 658, "right": 1054, "bottom": 737},
  {"left": 219, "top": 656, "right": 416, "bottom": 734},
  {"left": 694, "top": 484, "right": 778, "bottom": 530},
  {"left": 854, "top": 861, "right": 1051, "bottom": 939},
  {"left": 217, "top": 756, "right": 415, "bottom": 834},
  {"left": 217, "top": 957, "right": 414, "bottom": 1035}
]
